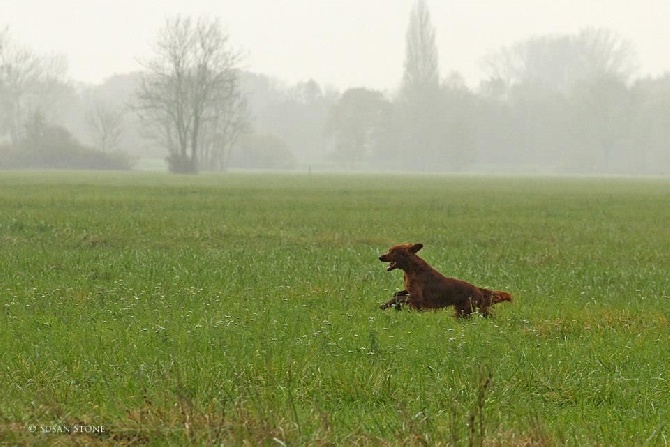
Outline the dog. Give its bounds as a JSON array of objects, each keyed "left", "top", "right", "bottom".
[{"left": 378, "top": 243, "right": 511, "bottom": 317}]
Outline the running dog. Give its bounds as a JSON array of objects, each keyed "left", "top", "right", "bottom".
[{"left": 378, "top": 243, "right": 511, "bottom": 317}]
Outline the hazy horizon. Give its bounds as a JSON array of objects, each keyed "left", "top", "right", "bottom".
[{"left": 4, "top": 0, "right": 670, "bottom": 91}]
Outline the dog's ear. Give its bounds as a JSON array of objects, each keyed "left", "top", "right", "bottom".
[{"left": 410, "top": 243, "right": 423, "bottom": 253}]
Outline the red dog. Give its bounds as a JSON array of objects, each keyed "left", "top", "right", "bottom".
[{"left": 379, "top": 243, "right": 511, "bottom": 317}]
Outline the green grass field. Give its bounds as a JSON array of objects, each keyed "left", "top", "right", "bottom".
[{"left": 1, "top": 172, "right": 668, "bottom": 446}]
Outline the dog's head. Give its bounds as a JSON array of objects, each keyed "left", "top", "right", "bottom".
[
  {"left": 378, "top": 243, "right": 423, "bottom": 271},
  {"left": 492, "top": 291, "right": 512, "bottom": 303}
]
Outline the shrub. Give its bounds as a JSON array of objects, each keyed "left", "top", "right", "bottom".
[
  {"left": 166, "top": 154, "right": 198, "bottom": 174},
  {"left": 0, "top": 124, "right": 136, "bottom": 170}
]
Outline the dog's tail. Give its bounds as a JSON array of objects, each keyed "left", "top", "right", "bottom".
[{"left": 480, "top": 288, "right": 512, "bottom": 304}]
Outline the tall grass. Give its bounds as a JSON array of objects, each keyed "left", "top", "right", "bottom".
[{"left": 0, "top": 172, "right": 668, "bottom": 445}]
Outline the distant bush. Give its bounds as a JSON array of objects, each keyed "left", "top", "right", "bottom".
[
  {"left": 0, "top": 123, "right": 137, "bottom": 171},
  {"left": 166, "top": 154, "right": 198, "bottom": 174},
  {"left": 230, "top": 133, "right": 296, "bottom": 170},
  {"left": 0, "top": 145, "right": 137, "bottom": 170}
]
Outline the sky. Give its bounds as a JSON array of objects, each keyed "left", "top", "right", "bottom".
[{"left": 3, "top": 0, "right": 670, "bottom": 91}]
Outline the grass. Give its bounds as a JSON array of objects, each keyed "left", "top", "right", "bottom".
[{"left": 0, "top": 171, "right": 668, "bottom": 446}]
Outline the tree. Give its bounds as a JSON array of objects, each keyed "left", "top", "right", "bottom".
[
  {"left": 566, "top": 74, "right": 636, "bottom": 172},
  {"left": 401, "top": 0, "right": 439, "bottom": 94},
  {"left": 325, "top": 87, "right": 389, "bottom": 169},
  {"left": 483, "top": 28, "right": 637, "bottom": 94},
  {"left": 479, "top": 28, "right": 639, "bottom": 173},
  {"left": 0, "top": 28, "right": 68, "bottom": 145},
  {"left": 199, "top": 85, "right": 249, "bottom": 171},
  {"left": 630, "top": 75, "right": 670, "bottom": 173},
  {"left": 135, "top": 16, "right": 246, "bottom": 173},
  {"left": 440, "top": 74, "right": 478, "bottom": 170},
  {"left": 395, "top": 0, "right": 445, "bottom": 170},
  {"left": 86, "top": 99, "right": 124, "bottom": 152},
  {"left": 249, "top": 77, "right": 337, "bottom": 166}
]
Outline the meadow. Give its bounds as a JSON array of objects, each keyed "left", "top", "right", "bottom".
[{"left": 0, "top": 171, "right": 668, "bottom": 446}]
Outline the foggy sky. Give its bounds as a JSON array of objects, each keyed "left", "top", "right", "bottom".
[{"left": 4, "top": 0, "right": 670, "bottom": 90}]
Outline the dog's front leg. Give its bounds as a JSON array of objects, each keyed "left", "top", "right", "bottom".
[{"left": 380, "top": 290, "right": 409, "bottom": 310}]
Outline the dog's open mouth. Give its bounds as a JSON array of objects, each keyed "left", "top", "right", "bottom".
[{"left": 379, "top": 254, "right": 397, "bottom": 271}]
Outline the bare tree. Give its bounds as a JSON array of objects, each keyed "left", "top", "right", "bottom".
[
  {"left": 135, "top": 16, "right": 246, "bottom": 173},
  {"left": 200, "top": 83, "right": 250, "bottom": 171},
  {"left": 577, "top": 28, "right": 637, "bottom": 80},
  {"left": 86, "top": 99, "right": 124, "bottom": 152},
  {"left": 482, "top": 28, "right": 637, "bottom": 94},
  {"left": 0, "top": 28, "right": 68, "bottom": 145}
]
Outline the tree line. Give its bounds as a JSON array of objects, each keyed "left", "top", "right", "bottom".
[
  {"left": 1, "top": 2, "right": 669, "bottom": 174},
  {"left": 326, "top": 1, "right": 670, "bottom": 174}
]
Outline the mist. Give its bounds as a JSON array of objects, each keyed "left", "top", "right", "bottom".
[{"left": 1, "top": 1, "right": 669, "bottom": 175}]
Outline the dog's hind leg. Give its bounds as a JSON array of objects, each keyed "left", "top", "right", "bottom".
[{"left": 393, "top": 290, "right": 409, "bottom": 310}]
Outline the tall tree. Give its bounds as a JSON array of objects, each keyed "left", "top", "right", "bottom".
[
  {"left": 401, "top": 0, "right": 439, "bottom": 94},
  {"left": 135, "top": 16, "right": 246, "bottom": 173},
  {"left": 395, "top": 0, "right": 445, "bottom": 170}
]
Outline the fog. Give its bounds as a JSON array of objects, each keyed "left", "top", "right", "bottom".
[{"left": 2, "top": 0, "right": 669, "bottom": 174}]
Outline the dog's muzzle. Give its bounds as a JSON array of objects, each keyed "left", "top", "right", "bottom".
[{"left": 379, "top": 255, "right": 397, "bottom": 271}]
